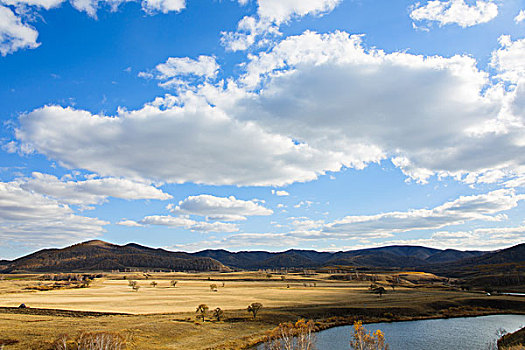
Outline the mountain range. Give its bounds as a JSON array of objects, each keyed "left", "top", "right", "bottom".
[{"left": 0, "top": 240, "right": 523, "bottom": 275}]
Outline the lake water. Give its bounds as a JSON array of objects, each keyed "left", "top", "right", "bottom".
[{"left": 313, "top": 314, "right": 525, "bottom": 350}]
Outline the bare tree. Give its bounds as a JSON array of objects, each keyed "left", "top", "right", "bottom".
[
  {"left": 349, "top": 321, "right": 388, "bottom": 350},
  {"left": 264, "top": 319, "right": 316, "bottom": 350},
  {"left": 247, "top": 302, "right": 263, "bottom": 319},
  {"left": 196, "top": 304, "right": 209, "bottom": 322},
  {"left": 373, "top": 287, "right": 386, "bottom": 297},
  {"left": 213, "top": 307, "right": 224, "bottom": 321}
]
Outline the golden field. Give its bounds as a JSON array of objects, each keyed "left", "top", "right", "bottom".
[{"left": 0, "top": 271, "right": 523, "bottom": 349}]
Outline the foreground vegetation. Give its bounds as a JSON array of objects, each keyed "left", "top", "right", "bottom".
[{"left": 0, "top": 271, "right": 523, "bottom": 349}]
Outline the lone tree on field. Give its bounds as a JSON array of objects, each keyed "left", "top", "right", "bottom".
[
  {"left": 170, "top": 280, "right": 178, "bottom": 287},
  {"left": 247, "top": 302, "right": 263, "bottom": 319},
  {"left": 196, "top": 304, "right": 209, "bottom": 322},
  {"left": 213, "top": 307, "right": 224, "bottom": 321},
  {"left": 150, "top": 281, "right": 157, "bottom": 288},
  {"left": 373, "top": 286, "right": 386, "bottom": 297}
]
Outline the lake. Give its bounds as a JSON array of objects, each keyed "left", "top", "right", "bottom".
[{"left": 314, "top": 314, "right": 525, "bottom": 350}]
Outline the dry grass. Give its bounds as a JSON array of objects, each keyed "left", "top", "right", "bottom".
[{"left": 0, "top": 271, "right": 523, "bottom": 349}]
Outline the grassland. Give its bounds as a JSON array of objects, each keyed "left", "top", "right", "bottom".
[{"left": 0, "top": 271, "right": 524, "bottom": 349}]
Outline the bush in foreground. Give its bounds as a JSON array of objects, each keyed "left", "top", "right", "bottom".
[{"left": 52, "top": 331, "right": 127, "bottom": 350}]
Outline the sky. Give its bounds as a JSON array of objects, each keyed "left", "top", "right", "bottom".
[{"left": 0, "top": 0, "right": 525, "bottom": 259}]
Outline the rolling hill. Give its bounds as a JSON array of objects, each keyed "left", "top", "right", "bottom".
[
  {"left": 0, "top": 240, "right": 228, "bottom": 273},
  {"left": 1, "top": 240, "right": 523, "bottom": 276}
]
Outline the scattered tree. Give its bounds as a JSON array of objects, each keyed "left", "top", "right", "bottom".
[
  {"left": 264, "top": 319, "right": 316, "bottom": 350},
  {"left": 222, "top": 282, "right": 225, "bottom": 287},
  {"left": 373, "top": 287, "right": 386, "bottom": 297},
  {"left": 132, "top": 285, "right": 140, "bottom": 292},
  {"left": 170, "top": 280, "right": 178, "bottom": 287},
  {"left": 349, "top": 321, "right": 388, "bottom": 350},
  {"left": 128, "top": 280, "right": 137, "bottom": 288},
  {"left": 196, "top": 304, "right": 209, "bottom": 322},
  {"left": 213, "top": 307, "right": 224, "bottom": 321},
  {"left": 210, "top": 284, "right": 218, "bottom": 292},
  {"left": 150, "top": 281, "right": 157, "bottom": 288},
  {"left": 247, "top": 302, "right": 263, "bottom": 319}
]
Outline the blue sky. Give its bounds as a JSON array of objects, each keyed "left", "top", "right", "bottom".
[{"left": 0, "top": 0, "right": 524, "bottom": 259}]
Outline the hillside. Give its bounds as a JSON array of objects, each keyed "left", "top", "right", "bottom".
[
  {"left": 195, "top": 245, "right": 486, "bottom": 270},
  {"left": 3, "top": 241, "right": 524, "bottom": 277},
  {"left": 0, "top": 240, "right": 228, "bottom": 273},
  {"left": 424, "top": 243, "right": 525, "bottom": 289}
]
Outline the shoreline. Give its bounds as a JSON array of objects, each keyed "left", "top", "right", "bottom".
[{"left": 243, "top": 308, "right": 525, "bottom": 349}]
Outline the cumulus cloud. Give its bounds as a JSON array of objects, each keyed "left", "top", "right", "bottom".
[
  {"left": 516, "top": 10, "right": 525, "bottom": 23},
  {"left": 17, "top": 172, "right": 172, "bottom": 206},
  {"left": 222, "top": 0, "right": 341, "bottom": 51},
  {"left": 117, "top": 219, "right": 144, "bottom": 227},
  {"left": 0, "top": 0, "right": 186, "bottom": 56},
  {"left": 2, "top": 0, "right": 65, "bottom": 10},
  {"left": 0, "top": 181, "right": 107, "bottom": 246},
  {"left": 410, "top": 0, "right": 498, "bottom": 28},
  {"left": 140, "top": 55, "right": 219, "bottom": 89},
  {"left": 69, "top": 0, "right": 185, "bottom": 17},
  {"left": 174, "top": 194, "right": 273, "bottom": 221},
  {"left": 271, "top": 189, "right": 289, "bottom": 196},
  {"left": 15, "top": 102, "right": 344, "bottom": 186},
  {"left": 490, "top": 35, "right": 525, "bottom": 83},
  {"left": 14, "top": 31, "right": 525, "bottom": 188},
  {"left": 139, "top": 215, "right": 239, "bottom": 232},
  {"left": 0, "top": 4, "right": 39, "bottom": 56},
  {"left": 323, "top": 189, "right": 524, "bottom": 236},
  {"left": 141, "top": 0, "right": 184, "bottom": 14}
]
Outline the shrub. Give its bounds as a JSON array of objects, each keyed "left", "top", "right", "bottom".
[
  {"left": 52, "top": 331, "right": 126, "bottom": 350},
  {"left": 264, "top": 319, "right": 316, "bottom": 350},
  {"left": 349, "top": 321, "right": 388, "bottom": 350}
]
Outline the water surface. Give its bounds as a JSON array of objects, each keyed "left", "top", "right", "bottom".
[{"left": 314, "top": 314, "right": 525, "bottom": 350}]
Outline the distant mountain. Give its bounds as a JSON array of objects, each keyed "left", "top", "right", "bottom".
[
  {"left": 3, "top": 240, "right": 523, "bottom": 275},
  {"left": 425, "top": 249, "right": 485, "bottom": 263},
  {"left": 427, "top": 243, "right": 525, "bottom": 276},
  {"left": 0, "top": 240, "right": 228, "bottom": 273},
  {"left": 195, "top": 245, "right": 488, "bottom": 270}
]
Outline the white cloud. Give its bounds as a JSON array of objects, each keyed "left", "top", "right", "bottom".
[
  {"left": 222, "top": 0, "right": 341, "bottom": 51},
  {"left": 16, "top": 102, "right": 344, "bottom": 186},
  {"left": 0, "top": 0, "right": 186, "bottom": 56},
  {"left": 140, "top": 55, "right": 219, "bottom": 89},
  {"left": 140, "top": 215, "right": 239, "bottom": 232},
  {"left": 490, "top": 35, "right": 525, "bottom": 83},
  {"left": 0, "top": 181, "right": 107, "bottom": 246},
  {"left": 0, "top": 4, "right": 39, "bottom": 56},
  {"left": 410, "top": 0, "right": 498, "bottom": 28},
  {"left": 323, "top": 189, "right": 524, "bottom": 236},
  {"left": 175, "top": 194, "right": 273, "bottom": 221},
  {"left": 14, "top": 31, "right": 525, "bottom": 188},
  {"left": 514, "top": 9, "right": 525, "bottom": 23},
  {"left": 271, "top": 189, "right": 289, "bottom": 196},
  {"left": 17, "top": 172, "right": 172, "bottom": 206},
  {"left": 257, "top": 0, "right": 341, "bottom": 25},
  {"left": 141, "top": 0, "right": 185, "bottom": 14},
  {"left": 2, "top": 0, "right": 65, "bottom": 10},
  {"left": 228, "top": 31, "right": 525, "bottom": 183},
  {"left": 117, "top": 219, "right": 144, "bottom": 227}
]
